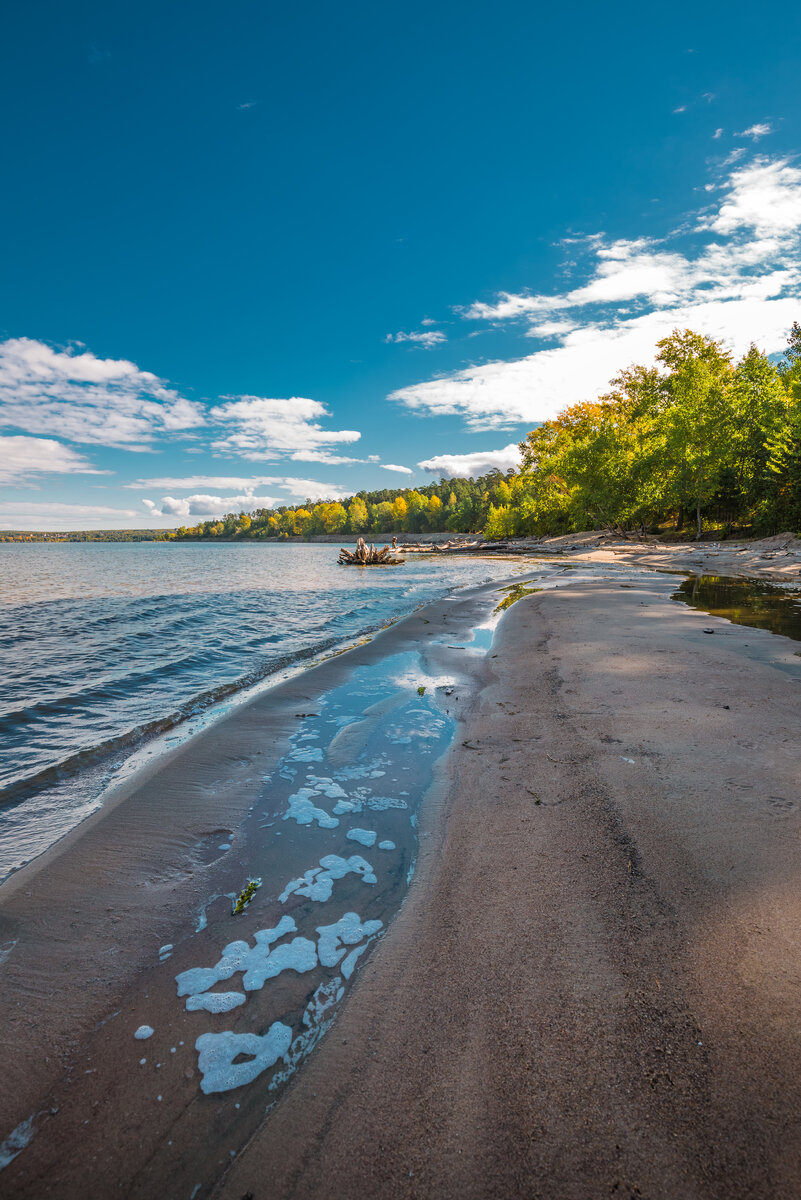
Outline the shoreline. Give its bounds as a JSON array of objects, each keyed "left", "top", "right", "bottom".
[
  {"left": 2, "top": 548, "right": 801, "bottom": 1196},
  {"left": 0, "top": 574, "right": 511, "bottom": 1196}
]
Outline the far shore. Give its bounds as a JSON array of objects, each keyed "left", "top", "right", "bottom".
[{"left": 2, "top": 539, "right": 801, "bottom": 1198}]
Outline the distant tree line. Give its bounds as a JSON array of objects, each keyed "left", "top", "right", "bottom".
[{"left": 168, "top": 473, "right": 516, "bottom": 541}]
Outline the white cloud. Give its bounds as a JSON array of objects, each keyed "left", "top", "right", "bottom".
[
  {"left": 385, "top": 330, "right": 447, "bottom": 348},
  {"left": 0, "top": 501, "right": 138, "bottom": 531},
  {"left": 0, "top": 435, "right": 107, "bottom": 484},
  {"left": 391, "top": 154, "right": 801, "bottom": 429},
  {"left": 736, "top": 122, "right": 773, "bottom": 140},
  {"left": 0, "top": 338, "right": 204, "bottom": 448},
  {"left": 673, "top": 105, "right": 687, "bottom": 114},
  {"left": 713, "top": 128, "right": 723, "bottom": 139},
  {"left": 209, "top": 395, "right": 360, "bottom": 462},
  {"left": 131, "top": 475, "right": 347, "bottom": 501},
  {"left": 380, "top": 463, "right": 413, "bottom": 475},
  {"left": 418, "top": 444, "right": 521, "bottom": 478},
  {"left": 142, "top": 494, "right": 284, "bottom": 519},
  {"left": 700, "top": 156, "right": 801, "bottom": 236}
]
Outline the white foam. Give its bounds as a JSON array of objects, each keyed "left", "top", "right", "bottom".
[
  {"left": 366, "top": 796, "right": 408, "bottom": 811},
  {"left": 317, "top": 912, "right": 383, "bottom": 968},
  {"left": 185, "top": 991, "right": 247, "bottom": 1014},
  {"left": 268, "top": 977, "right": 345, "bottom": 1093},
  {"left": 0, "top": 1116, "right": 34, "bottom": 1171},
  {"left": 346, "top": 828, "right": 377, "bottom": 848},
  {"left": 305, "top": 776, "right": 348, "bottom": 800},
  {"left": 284, "top": 788, "right": 339, "bottom": 829},
  {"left": 195, "top": 1024, "right": 292, "bottom": 1094},
  {"left": 288, "top": 746, "right": 324, "bottom": 763},
  {"left": 378, "top": 840, "right": 395, "bottom": 851},
  {"left": 134, "top": 1025, "right": 154, "bottom": 1040},
  {"left": 0, "top": 939, "right": 18, "bottom": 968},
  {"left": 279, "top": 854, "right": 376, "bottom": 904},
  {"left": 176, "top": 915, "right": 301, "bottom": 1000},
  {"left": 341, "top": 942, "right": 370, "bottom": 979}
]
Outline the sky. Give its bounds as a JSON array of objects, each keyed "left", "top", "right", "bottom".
[{"left": 2, "top": 0, "right": 801, "bottom": 529}]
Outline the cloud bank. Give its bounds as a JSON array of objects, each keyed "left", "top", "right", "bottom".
[
  {"left": 390, "top": 154, "right": 801, "bottom": 430},
  {"left": 0, "top": 338, "right": 204, "bottom": 448},
  {"left": 418, "top": 444, "right": 521, "bottom": 478},
  {"left": 0, "top": 435, "right": 108, "bottom": 485}
]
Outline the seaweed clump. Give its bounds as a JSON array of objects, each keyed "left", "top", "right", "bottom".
[
  {"left": 233, "top": 877, "right": 262, "bottom": 915},
  {"left": 495, "top": 581, "right": 542, "bottom": 612}
]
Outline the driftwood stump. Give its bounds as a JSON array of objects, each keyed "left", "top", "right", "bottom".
[{"left": 338, "top": 537, "right": 404, "bottom": 566}]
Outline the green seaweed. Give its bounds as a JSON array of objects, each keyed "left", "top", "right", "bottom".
[
  {"left": 232, "top": 877, "right": 262, "bottom": 915},
  {"left": 417, "top": 685, "right": 426, "bottom": 695},
  {"left": 494, "top": 581, "right": 542, "bottom": 612}
]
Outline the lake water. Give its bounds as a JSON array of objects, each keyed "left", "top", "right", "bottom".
[{"left": 0, "top": 542, "right": 525, "bottom": 878}]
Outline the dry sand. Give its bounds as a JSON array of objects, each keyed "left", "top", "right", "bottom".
[{"left": 2, "top": 546, "right": 801, "bottom": 1198}]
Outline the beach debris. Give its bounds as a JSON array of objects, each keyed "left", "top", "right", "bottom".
[
  {"left": 417, "top": 685, "right": 426, "bottom": 695},
  {"left": 338, "top": 537, "right": 404, "bottom": 566},
  {"left": 134, "top": 1025, "right": 154, "bottom": 1040},
  {"left": 546, "top": 753, "right": 578, "bottom": 765},
  {"left": 158, "top": 944, "right": 173, "bottom": 963},
  {"left": 232, "top": 878, "right": 262, "bottom": 915},
  {"left": 703, "top": 628, "right": 715, "bottom": 634},
  {"left": 621, "top": 757, "right": 635, "bottom": 764}
]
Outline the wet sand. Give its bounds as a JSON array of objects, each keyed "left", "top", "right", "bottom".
[
  {"left": 3, "top": 550, "right": 801, "bottom": 1197},
  {"left": 220, "top": 568, "right": 801, "bottom": 1200},
  {"left": 0, "top": 580, "right": 502, "bottom": 1197}
]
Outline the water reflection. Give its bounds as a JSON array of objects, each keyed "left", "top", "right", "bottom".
[{"left": 672, "top": 575, "right": 801, "bottom": 642}]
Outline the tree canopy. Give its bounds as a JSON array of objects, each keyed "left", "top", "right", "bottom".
[{"left": 170, "top": 323, "right": 801, "bottom": 544}]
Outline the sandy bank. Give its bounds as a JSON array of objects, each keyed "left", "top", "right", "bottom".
[
  {"left": 517, "top": 530, "right": 801, "bottom": 584},
  {"left": 219, "top": 571, "right": 801, "bottom": 1200}
]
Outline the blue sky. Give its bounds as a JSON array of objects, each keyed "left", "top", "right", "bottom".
[{"left": 2, "top": 0, "right": 801, "bottom": 529}]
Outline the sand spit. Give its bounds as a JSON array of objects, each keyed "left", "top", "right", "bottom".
[
  {"left": 3, "top": 553, "right": 801, "bottom": 1198},
  {"left": 220, "top": 572, "right": 801, "bottom": 1200}
]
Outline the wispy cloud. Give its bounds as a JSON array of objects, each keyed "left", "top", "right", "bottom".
[
  {"left": 380, "top": 463, "right": 413, "bottom": 475},
  {"left": 0, "top": 338, "right": 204, "bottom": 449},
  {"left": 418, "top": 444, "right": 521, "bottom": 478},
  {"left": 385, "top": 330, "right": 447, "bottom": 348},
  {"left": 390, "top": 152, "right": 801, "bottom": 430},
  {"left": 209, "top": 395, "right": 361, "bottom": 463},
  {"left": 0, "top": 435, "right": 108, "bottom": 485},
  {"left": 736, "top": 122, "right": 773, "bottom": 141}
]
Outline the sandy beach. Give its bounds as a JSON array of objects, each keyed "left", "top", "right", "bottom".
[{"left": 2, "top": 541, "right": 801, "bottom": 1198}]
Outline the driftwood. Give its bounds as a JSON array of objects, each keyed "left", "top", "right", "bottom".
[
  {"left": 397, "top": 538, "right": 509, "bottom": 554},
  {"left": 338, "top": 537, "right": 404, "bottom": 566}
]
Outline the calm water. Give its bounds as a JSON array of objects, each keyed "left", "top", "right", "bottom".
[
  {"left": 671, "top": 574, "right": 801, "bottom": 640},
  {"left": 0, "top": 542, "right": 524, "bottom": 877}
]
